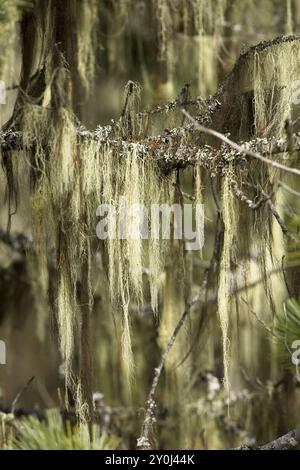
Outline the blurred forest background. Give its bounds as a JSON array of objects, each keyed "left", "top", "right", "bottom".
[{"left": 0, "top": 0, "right": 300, "bottom": 450}]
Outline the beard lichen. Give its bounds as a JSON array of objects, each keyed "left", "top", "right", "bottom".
[
  {"left": 77, "top": 0, "right": 99, "bottom": 97},
  {"left": 21, "top": 102, "right": 80, "bottom": 396},
  {"left": 2, "top": 2, "right": 299, "bottom": 439},
  {"left": 286, "top": 0, "right": 293, "bottom": 34},
  {"left": 252, "top": 41, "right": 299, "bottom": 138},
  {"left": 151, "top": 0, "right": 227, "bottom": 96},
  {"left": 193, "top": 0, "right": 226, "bottom": 97},
  {"left": 218, "top": 174, "right": 237, "bottom": 395}
]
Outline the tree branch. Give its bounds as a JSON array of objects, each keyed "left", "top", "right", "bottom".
[
  {"left": 235, "top": 427, "right": 300, "bottom": 450},
  {"left": 181, "top": 109, "right": 300, "bottom": 178}
]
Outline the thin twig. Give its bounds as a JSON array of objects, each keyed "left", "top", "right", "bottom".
[
  {"left": 264, "top": 194, "right": 297, "bottom": 241},
  {"left": 137, "top": 289, "right": 205, "bottom": 450},
  {"left": 241, "top": 298, "right": 276, "bottom": 338},
  {"left": 281, "top": 255, "right": 293, "bottom": 298},
  {"left": 182, "top": 109, "right": 300, "bottom": 177},
  {"left": 138, "top": 96, "right": 218, "bottom": 118},
  {"left": 279, "top": 180, "right": 300, "bottom": 198},
  {"left": 10, "top": 376, "right": 35, "bottom": 414}
]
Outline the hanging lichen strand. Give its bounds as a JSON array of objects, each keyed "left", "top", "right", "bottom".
[
  {"left": 0, "top": 0, "right": 24, "bottom": 83},
  {"left": 192, "top": 0, "right": 226, "bottom": 97},
  {"left": 212, "top": 36, "right": 300, "bottom": 262},
  {"left": 151, "top": 0, "right": 227, "bottom": 97},
  {"left": 218, "top": 174, "right": 237, "bottom": 395},
  {"left": 77, "top": 0, "right": 98, "bottom": 97},
  {"left": 286, "top": 0, "right": 293, "bottom": 34},
  {"left": 209, "top": 36, "right": 300, "bottom": 390},
  {"left": 3, "top": 2, "right": 300, "bottom": 449},
  {"left": 102, "top": 149, "right": 171, "bottom": 384},
  {"left": 22, "top": 66, "right": 174, "bottom": 397},
  {"left": 8, "top": 34, "right": 299, "bottom": 406},
  {"left": 248, "top": 37, "right": 300, "bottom": 287},
  {"left": 21, "top": 101, "right": 80, "bottom": 391},
  {"left": 0, "top": 0, "right": 100, "bottom": 421},
  {"left": 252, "top": 41, "right": 299, "bottom": 138}
]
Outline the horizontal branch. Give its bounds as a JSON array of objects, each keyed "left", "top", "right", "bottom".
[
  {"left": 137, "top": 95, "right": 219, "bottom": 118},
  {"left": 2, "top": 34, "right": 300, "bottom": 178},
  {"left": 2, "top": 125, "right": 300, "bottom": 177},
  {"left": 234, "top": 427, "right": 300, "bottom": 450},
  {"left": 2, "top": 35, "right": 300, "bottom": 175},
  {"left": 259, "top": 427, "right": 300, "bottom": 450}
]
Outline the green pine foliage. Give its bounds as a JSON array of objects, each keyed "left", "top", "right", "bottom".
[
  {"left": 275, "top": 299, "right": 300, "bottom": 366},
  {"left": 12, "top": 411, "right": 120, "bottom": 451}
]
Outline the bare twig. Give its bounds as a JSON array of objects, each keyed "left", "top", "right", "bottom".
[
  {"left": 241, "top": 298, "right": 277, "bottom": 338},
  {"left": 264, "top": 194, "right": 297, "bottom": 241},
  {"left": 182, "top": 109, "right": 300, "bottom": 177},
  {"left": 281, "top": 255, "right": 293, "bottom": 298},
  {"left": 279, "top": 180, "right": 300, "bottom": 198},
  {"left": 138, "top": 96, "right": 219, "bottom": 118},
  {"left": 10, "top": 376, "right": 35, "bottom": 414},
  {"left": 137, "top": 288, "right": 205, "bottom": 450}
]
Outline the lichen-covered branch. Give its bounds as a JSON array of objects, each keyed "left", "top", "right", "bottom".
[
  {"left": 235, "top": 427, "right": 300, "bottom": 450},
  {"left": 2, "top": 125, "right": 300, "bottom": 176}
]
